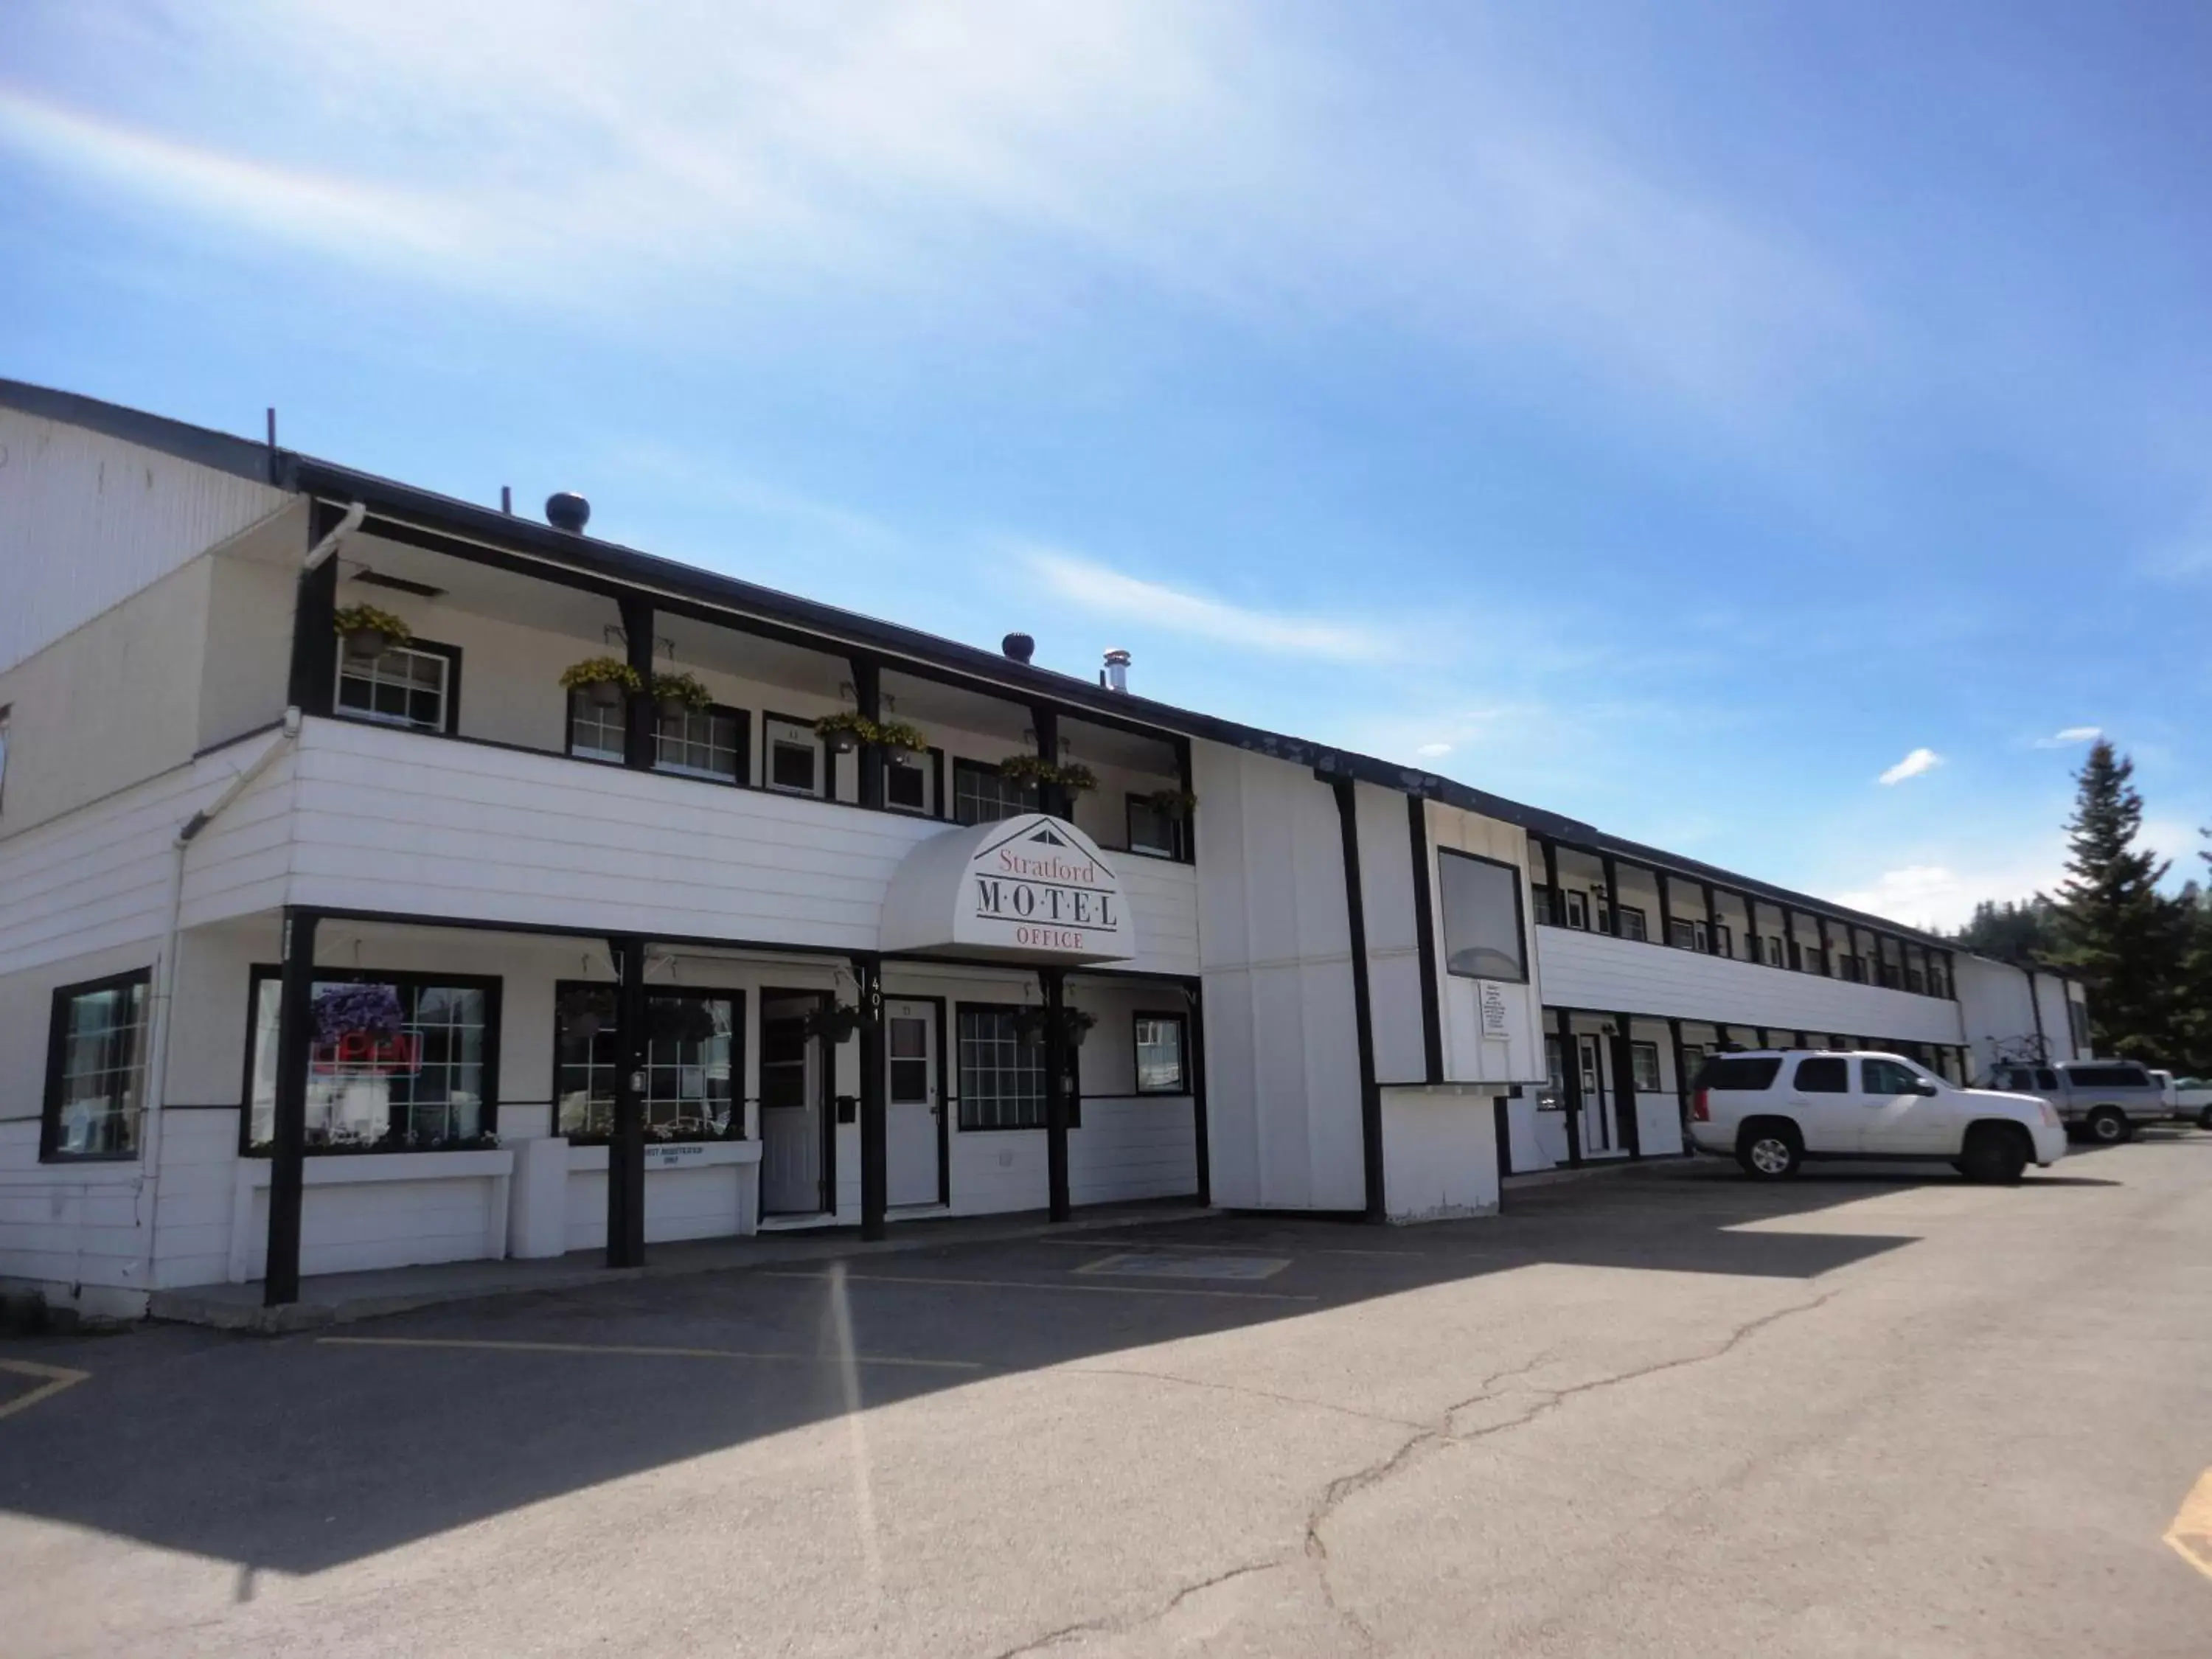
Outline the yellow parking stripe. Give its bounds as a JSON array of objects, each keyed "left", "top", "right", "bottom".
[
  {"left": 0, "top": 1358, "right": 89, "bottom": 1422},
  {"left": 316, "top": 1335, "right": 981, "bottom": 1371},
  {"left": 762, "top": 1269, "right": 1318, "bottom": 1302},
  {"left": 2166, "top": 1467, "right": 2212, "bottom": 1581}
]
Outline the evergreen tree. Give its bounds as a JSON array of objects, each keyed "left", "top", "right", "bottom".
[
  {"left": 2176, "top": 835, "right": 2212, "bottom": 1074},
  {"left": 1950, "top": 896, "right": 2062, "bottom": 964},
  {"left": 2051, "top": 742, "right": 2184, "bottom": 1061}
]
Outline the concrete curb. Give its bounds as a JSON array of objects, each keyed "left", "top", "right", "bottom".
[{"left": 147, "top": 1204, "right": 1217, "bottom": 1335}]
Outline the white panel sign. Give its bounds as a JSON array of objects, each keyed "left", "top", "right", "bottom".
[
  {"left": 881, "top": 813, "right": 1136, "bottom": 964},
  {"left": 1478, "top": 981, "right": 1510, "bottom": 1038}
]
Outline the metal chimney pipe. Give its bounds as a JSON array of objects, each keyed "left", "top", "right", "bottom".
[{"left": 1102, "top": 648, "right": 1130, "bottom": 693}]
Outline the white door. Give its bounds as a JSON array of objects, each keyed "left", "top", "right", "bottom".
[
  {"left": 1856, "top": 1055, "right": 1952, "bottom": 1154},
  {"left": 760, "top": 1000, "right": 824, "bottom": 1214},
  {"left": 1576, "top": 1034, "right": 1615, "bottom": 1154},
  {"left": 885, "top": 1000, "right": 940, "bottom": 1207}
]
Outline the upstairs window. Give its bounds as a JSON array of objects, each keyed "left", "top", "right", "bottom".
[
  {"left": 1126, "top": 794, "right": 1184, "bottom": 860},
  {"left": 765, "top": 715, "right": 823, "bottom": 796},
  {"left": 885, "top": 751, "right": 934, "bottom": 815},
  {"left": 1438, "top": 849, "right": 1527, "bottom": 981},
  {"left": 656, "top": 704, "right": 747, "bottom": 784},
  {"left": 568, "top": 688, "right": 625, "bottom": 763},
  {"left": 1610, "top": 905, "right": 1648, "bottom": 943},
  {"left": 41, "top": 970, "right": 150, "bottom": 1161},
  {"left": 1711, "top": 923, "right": 1732, "bottom": 957},
  {"left": 1761, "top": 936, "right": 1785, "bottom": 969},
  {"left": 1668, "top": 918, "right": 1710, "bottom": 952},
  {"left": 336, "top": 641, "right": 457, "bottom": 734},
  {"left": 953, "top": 759, "right": 1036, "bottom": 826}
]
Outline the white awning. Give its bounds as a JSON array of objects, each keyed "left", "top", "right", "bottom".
[{"left": 880, "top": 813, "right": 1137, "bottom": 965}]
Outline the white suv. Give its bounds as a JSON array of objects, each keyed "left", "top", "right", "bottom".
[{"left": 1688, "top": 1050, "right": 2068, "bottom": 1182}]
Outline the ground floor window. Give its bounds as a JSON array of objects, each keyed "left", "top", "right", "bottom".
[
  {"left": 957, "top": 1005, "right": 1049, "bottom": 1129},
  {"left": 1134, "top": 1012, "right": 1189, "bottom": 1093},
  {"left": 246, "top": 970, "right": 498, "bottom": 1151},
  {"left": 1678, "top": 1042, "right": 1706, "bottom": 1082},
  {"left": 1539, "top": 1034, "right": 1564, "bottom": 1110},
  {"left": 1630, "top": 1040, "right": 1663, "bottom": 1092},
  {"left": 41, "top": 970, "right": 151, "bottom": 1161},
  {"left": 554, "top": 984, "right": 741, "bottom": 1141}
]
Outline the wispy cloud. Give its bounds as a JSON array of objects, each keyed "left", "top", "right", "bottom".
[
  {"left": 602, "top": 442, "right": 900, "bottom": 553},
  {"left": 2031, "top": 726, "right": 2101, "bottom": 748},
  {"left": 1416, "top": 742, "right": 1453, "bottom": 758},
  {"left": 1832, "top": 840, "right": 2065, "bottom": 931},
  {"left": 1877, "top": 747, "right": 1942, "bottom": 785},
  {"left": 1015, "top": 542, "right": 1386, "bottom": 661}
]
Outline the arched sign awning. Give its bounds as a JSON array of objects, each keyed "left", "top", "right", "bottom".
[{"left": 880, "top": 813, "right": 1136, "bottom": 965}]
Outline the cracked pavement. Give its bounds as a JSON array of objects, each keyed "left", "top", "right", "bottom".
[{"left": 5, "top": 1138, "right": 2211, "bottom": 1656}]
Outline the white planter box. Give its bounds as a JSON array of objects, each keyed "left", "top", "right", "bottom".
[
  {"left": 229, "top": 1148, "right": 516, "bottom": 1282},
  {"left": 564, "top": 1138, "right": 762, "bottom": 1251}
]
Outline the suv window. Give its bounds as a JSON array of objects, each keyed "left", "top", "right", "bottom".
[
  {"left": 1794, "top": 1057, "right": 1848, "bottom": 1093},
  {"left": 1860, "top": 1058, "right": 1923, "bottom": 1095},
  {"left": 2065, "top": 1064, "right": 2151, "bottom": 1088},
  {"left": 1695, "top": 1056, "right": 1783, "bottom": 1091},
  {"left": 1996, "top": 1068, "right": 2031, "bottom": 1091},
  {"left": 2035, "top": 1068, "right": 2059, "bottom": 1090}
]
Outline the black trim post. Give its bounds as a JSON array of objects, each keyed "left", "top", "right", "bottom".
[
  {"left": 620, "top": 596, "right": 656, "bottom": 772},
  {"left": 1493, "top": 1095, "right": 1514, "bottom": 1179},
  {"left": 288, "top": 519, "right": 339, "bottom": 717},
  {"left": 1556, "top": 1006, "right": 1585, "bottom": 1168},
  {"left": 1406, "top": 794, "right": 1444, "bottom": 1083},
  {"left": 1602, "top": 854, "right": 1624, "bottom": 938},
  {"left": 263, "top": 906, "right": 319, "bottom": 1307},
  {"left": 1700, "top": 880, "right": 1720, "bottom": 953},
  {"left": 1817, "top": 914, "right": 1834, "bottom": 977},
  {"left": 1614, "top": 1014, "right": 1642, "bottom": 1159},
  {"left": 1186, "top": 979, "right": 1211, "bottom": 1206},
  {"left": 1174, "top": 734, "right": 1197, "bottom": 865},
  {"left": 1542, "top": 838, "right": 1562, "bottom": 924},
  {"left": 1781, "top": 905, "right": 1799, "bottom": 971},
  {"left": 1042, "top": 967, "right": 1071, "bottom": 1221},
  {"left": 1657, "top": 869, "right": 1677, "bottom": 950},
  {"left": 1032, "top": 703, "right": 1065, "bottom": 821},
  {"left": 851, "top": 656, "right": 883, "bottom": 812},
  {"left": 855, "top": 952, "right": 886, "bottom": 1239},
  {"left": 1325, "top": 773, "right": 1387, "bottom": 1220},
  {"left": 607, "top": 933, "right": 647, "bottom": 1268},
  {"left": 1669, "top": 1016, "right": 1691, "bottom": 1135},
  {"left": 1742, "top": 894, "right": 1761, "bottom": 965}
]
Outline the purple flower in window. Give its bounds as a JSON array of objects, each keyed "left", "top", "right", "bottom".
[{"left": 314, "top": 982, "right": 404, "bottom": 1046}]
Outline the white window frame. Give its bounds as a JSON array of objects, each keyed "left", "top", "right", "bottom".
[
  {"left": 335, "top": 642, "right": 453, "bottom": 734},
  {"left": 764, "top": 715, "right": 824, "bottom": 798}
]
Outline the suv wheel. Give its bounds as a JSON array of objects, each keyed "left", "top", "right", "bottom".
[
  {"left": 1736, "top": 1121, "right": 1801, "bottom": 1180},
  {"left": 2086, "top": 1107, "right": 2132, "bottom": 1146},
  {"left": 1959, "top": 1123, "right": 2029, "bottom": 1184}
]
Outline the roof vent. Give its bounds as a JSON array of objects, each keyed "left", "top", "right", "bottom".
[
  {"left": 1100, "top": 648, "right": 1130, "bottom": 693},
  {"left": 1001, "top": 632, "right": 1035, "bottom": 665},
  {"left": 546, "top": 491, "right": 591, "bottom": 533}
]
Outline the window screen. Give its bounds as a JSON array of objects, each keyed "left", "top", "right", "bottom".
[
  {"left": 1794, "top": 1057, "right": 1848, "bottom": 1093},
  {"left": 1437, "top": 849, "right": 1526, "bottom": 981}
]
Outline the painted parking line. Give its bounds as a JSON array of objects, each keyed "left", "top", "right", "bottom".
[
  {"left": 1076, "top": 1252, "right": 1291, "bottom": 1281},
  {"left": 762, "top": 1269, "right": 1318, "bottom": 1303},
  {"left": 0, "top": 1357, "right": 89, "bottom": 1422},
  {"left": 2166, "top": 1467, "right": 2212, "bottom": 1582},
  {"left": 316, "top": 1336, "right": 982, "bottom": 1371}
]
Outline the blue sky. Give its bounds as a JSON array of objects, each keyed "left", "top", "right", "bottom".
[{"left": 5, "top": 1, "right": 2208, "bottom": 926}]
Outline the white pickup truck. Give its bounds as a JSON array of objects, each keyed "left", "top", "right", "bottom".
[{"left": 2154, "top": 1071, "right": 2212, "bottom": 1129}]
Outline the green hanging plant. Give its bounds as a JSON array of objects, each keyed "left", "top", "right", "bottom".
[
  {"left": 873, "top": 719, "right": 929, "bottom": 764},
  {"left": 652, "top": 671, "right": 713, "bottom": 717},
  {"left": 813, "top": 711, "right": 874, "bottom": 755},
  {"left": 1148, "top": 787, "right": 1198, "bottom": 820},
  {"left": 1054, "top": 762, "right": 1099, "bottom": 796},
  {"left": 997, "top": 753, "right": 1057, "bottom": 788},
  {"left": 561, "top": 656, "right": 643, "bottom": 709},
  {"left": 333, "top": 604, "right": 412, "bottom": 661}
]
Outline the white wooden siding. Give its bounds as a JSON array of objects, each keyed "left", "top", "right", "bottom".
[
  {"left": 0, "top": 406, "right": 286, "bottom": 675},
  {"left": 1427, "top": 801, "right": 1548, "bottom": 1086},
  {"left": 1537, "top": 925, "right": 1966, "bottom": 1044},
  {"left": 1354, "top": 782, "right": 1426, "bottom": 1085},
  {"left": 1191, "top": 742, "right": 1366, "bottom": 1212}
]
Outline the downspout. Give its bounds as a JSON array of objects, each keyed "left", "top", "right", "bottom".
[
  {"left": 137, "top": 709, "right": 303, "bottom": 1299},
  {"left": 304, "top": 501, "right": 366, "bottom": 572}
]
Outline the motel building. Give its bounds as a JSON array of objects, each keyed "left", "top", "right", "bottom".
[{"left": 0, "top": 383, "right": 2092, "bottom": 1318}]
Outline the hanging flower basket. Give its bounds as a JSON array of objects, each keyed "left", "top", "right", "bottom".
[
  {"left": 997, "top": 753, "right": 1057, "bottom": 790},
  {"left": 313, "top": 982, "right": 404, "bottom": 1048},
  {"left": 1012, "top": 1005, "right": 1096, "bottom": 1048},
  {"left": 1149, "top": 787, "right": 1198, "bottom": 821},
  {"left": 333, "top": 604, "right": 411, "bottom": 663},
  {"left": 561, "top": 656, "right": 642, "bottom": 709},
  {"left": 874, "top": 719, "right": 928, "bottom": 768},
  {"left": 653, "top": 671, "right": 713, "bottom": 720},
  {"left": 802, "top": 1001, "right": 869, "bottom": 1045},
  {"left": 1055, "top": 762, "right": 1099, "bottom": 797},
  {"left": 813, "top": 711, "right": 873, "bottom": 756},
  {"left": 557, "top": 985, "right": 616, "bottom": 1042},
  {"left": 647, "top": 996, "right": 719, "bottom": 1044}
]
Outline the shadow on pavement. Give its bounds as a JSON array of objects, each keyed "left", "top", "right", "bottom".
[{"left": 0, "top": 1159, "right": 1961, "bottom": 1576}]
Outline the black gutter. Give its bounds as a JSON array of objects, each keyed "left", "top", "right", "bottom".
[{"left": 1324, "top": 771, "right": 1387, "bottom": 1222}]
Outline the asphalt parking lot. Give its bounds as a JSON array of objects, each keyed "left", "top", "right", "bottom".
[{"left": 4, "top": 1133, "right": 2211, "bottom": 1657}]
